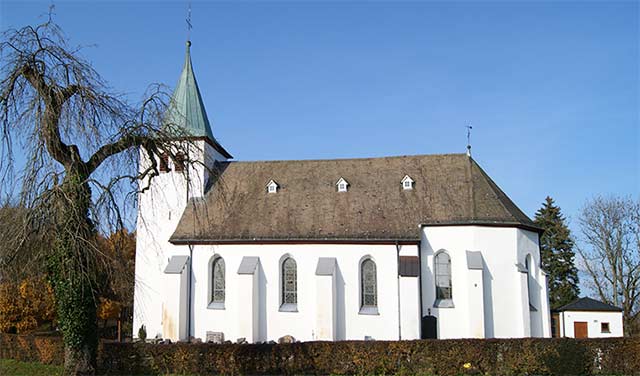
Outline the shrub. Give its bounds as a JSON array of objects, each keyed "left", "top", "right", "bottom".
[
  {"left": 138, "top": 324, "right": 146, "bottom": 342},
  {"left": 1, "top": 333, "right": 639, "bottom": 375},
  {"left": 0, "top": 333, "right": 64, "bottom": 365},
  {"left": 0, "top": 277, "right": 55, "bottom": 334}
]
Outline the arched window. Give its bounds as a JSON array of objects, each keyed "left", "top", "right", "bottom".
[
  {"left": 282, "top": 257, "right": 297, "bottom": 305},
  {"left": 435, "top": 252, "right": 452, "bottom": 301},
  {"left": 525, "top": 254, "right": 536, "bottom": 311},
  {"left": 159, "top": 153, "right": 169, "bottom": 172},
  {"left": 361, "top": 259, "right": 377, "bottom": 308},
  {"left": 211, "top": 257, "right": 225, "bottom": 305},
  {"left": 174, "top": 152, "right": 185, "bottom": 172}
]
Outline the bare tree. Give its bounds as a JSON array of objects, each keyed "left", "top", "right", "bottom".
[
  {"left": 0, "top": 16, "right": 201, "bottom": 374},
  {"left": 577, "top": 195, "right": 640, "bottom": 336}
]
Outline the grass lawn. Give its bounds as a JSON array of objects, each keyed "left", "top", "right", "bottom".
[{"left": 0, "top": 359, "right": 63, "bottom": 376}]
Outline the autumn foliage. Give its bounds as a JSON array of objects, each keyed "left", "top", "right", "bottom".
[
  {"left": 0, "top": 229, "right": 135, "bottom": 335},
  {"left": 0, "top": 277, "right": 55, "bottom": 333}
]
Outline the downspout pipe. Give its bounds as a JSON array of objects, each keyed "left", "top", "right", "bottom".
[
  {"left": 187, "top": 244, "right": 194, "bottom": 340},
  {"left": 395, "top": 241, "right": 402, "bottom": 340},
  {"left": 185, "top": 153, "right": 193, "bottom": 341},
  {"left": 417, "top": 238, "right": 424, "bottom": 337}
]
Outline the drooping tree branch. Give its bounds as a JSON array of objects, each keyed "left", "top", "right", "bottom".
[{"left": 0, "top": 17, "right": 206, "bottom": 375}]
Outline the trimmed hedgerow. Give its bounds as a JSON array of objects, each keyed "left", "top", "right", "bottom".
[
  {"left": 0, "top": 333, "right": 65, "bottom": 366},
  {"left": 1, "top": 333, "right": 639, "bottom": 375}
]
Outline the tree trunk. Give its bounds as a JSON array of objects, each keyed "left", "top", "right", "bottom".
[
  {"left": 64, "top": 342, "right": 96, "bottom": 376},
  {"left": 46, "top": 176, "right": 99, "bottom": 375}
]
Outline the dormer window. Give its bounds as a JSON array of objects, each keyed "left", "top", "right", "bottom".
[
  {"left": 401, "top": 175, "right": 414, "bottom": 190},
  {"left": 336, "top": 177, "right": 349, "bottom": 192},
  {"left": 266, "top": 180, "right": 279, "bottom": 194}
]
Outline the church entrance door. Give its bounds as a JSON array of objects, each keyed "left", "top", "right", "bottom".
[{"left": 421, "top": 315, "right": 437, "bottom": 339}]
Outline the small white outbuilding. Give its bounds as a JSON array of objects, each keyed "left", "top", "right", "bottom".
[{"left": 552, "top": 297, "right": 624, "bottom": 338}]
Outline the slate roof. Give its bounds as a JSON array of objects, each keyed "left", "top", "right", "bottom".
[
  {"left": 170, "top": 153, "right": 540, "bottom": 243},
  {"left": 163, "top": 41, "right": 232, "bottom": 158},
  {"left": 554, "top": 297, "right": 623, "bottom": 312}
]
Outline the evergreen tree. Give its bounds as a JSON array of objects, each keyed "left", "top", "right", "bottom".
[{"left": 534, "top": 196, "right": 580, "bottom": 309}]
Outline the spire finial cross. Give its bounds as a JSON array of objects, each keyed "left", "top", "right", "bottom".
[
  {"left": 186, "top": 1, "right": 192, "bottom": 42},
  {"left": 466, "top": 124, "right": 473, "bottom": 156}
]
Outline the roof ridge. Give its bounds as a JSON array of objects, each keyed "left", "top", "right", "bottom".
[
  {"left": 469, "top": 158, "right": 536, "bottom": 226},
  {"left": 467, "top": 155, "right": 477, "bottom": 220},
  {"left": 215, "top": 153, "right": 468, "bottom": 164},
  {"left": 555, "top": 296, "right": 623, "bottom": 312}
]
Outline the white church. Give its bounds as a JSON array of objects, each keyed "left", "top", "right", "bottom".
[{"left": 133, "top": 41, "right": 552, "bottom": 343}]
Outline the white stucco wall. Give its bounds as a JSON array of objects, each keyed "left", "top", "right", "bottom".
[
  {"left": 162, "top": 264, "right": 190, "bottom": 342},
  {"left": 399, "top": 276, "right": 420, "bottom": 340},
  {"left": 466, "top": 266, "right": 485, "bottom": 338},
  {"left": 420, "top": 226, "right": 549, "bottom": 339},
  {"left": 559, "top": 311, "right": 624, "bottom": 338},
  {"left": 398, "top": 244, "right": 421, "bottom": 340},
  {"left": 189, "top": 243, "right": 409, "bottom": 343},
  {"left": 315, "top": 270, "right": 337, "bottom": 340},
  {"left": 517, "top": 229, "right": 550, "bottom": 337},
  {"left": 236, "top": 265, "right": 260, "bottom": 342},
  {"left": 133, "top": 141, "right": 222, "bottom": 340}
]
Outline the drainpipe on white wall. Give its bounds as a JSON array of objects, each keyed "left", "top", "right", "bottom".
[
  {"left": 187, "top": 244, "right": 194, "bottom": 340},
  {"left": 184, "top": 156, "right": 195, "bottom": 341},
  {"left": 395, "top": 241, "right": 402, "bottom": 340},
  {"left": 416, "top": 235, "right": 423, "bottom": 338}
]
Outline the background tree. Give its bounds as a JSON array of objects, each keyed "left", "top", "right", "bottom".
[
  {"left": 0, "top": 17, "right": 200, "bottom": 374},
  {"left": 577, "top": 195, "right": 640, "bottom": 336},
  {"left": 1, "top": 203, "right": 137, "bottom": 340},
  {"left": 95, "top": 229, "right": 136, "bottom": 339},
  {"left": 0, "top": 276, "right": 55, "bottom": 333},
  {"left": 534, "top": 196, "right": 580, "bottom": 308}
]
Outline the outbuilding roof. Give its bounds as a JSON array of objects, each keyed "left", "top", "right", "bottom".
[
  {"left": 554, "top": 297, "right": 623, "bottom": 312},
  {"left": 170, "top": 154, "right": 539, "bottom": 243}
]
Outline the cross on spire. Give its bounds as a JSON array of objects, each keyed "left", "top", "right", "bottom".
[
  {"left": 466, "top": 124, "right": 473, "bottom": 156},
  {"left": 186, "top": 1, "right": 192, "bottom": 42}
]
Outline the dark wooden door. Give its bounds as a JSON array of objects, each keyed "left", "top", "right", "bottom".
[
  {"left": 574, "top": 322, "right": 588, "bottom": 338},
  {"left": 551, "top": 313, "right": 560, "bottom": 337},
  {"left": 421, "top": 315, "right": 437, "bottom": 339}
]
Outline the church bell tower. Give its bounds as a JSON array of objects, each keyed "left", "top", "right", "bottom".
[
  {"left": 133, "top": 40, "right": 231, "bottom": 340},
  {"left": 161, "top": 40, "right": 233, "bottom": 197}
]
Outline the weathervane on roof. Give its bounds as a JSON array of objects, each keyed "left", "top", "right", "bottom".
[
  {"left": 466, "top": 124, "right": 473, "bottom": 157},
  {"left": 186, "top": 1, "right": 192, "bottom": 43}
]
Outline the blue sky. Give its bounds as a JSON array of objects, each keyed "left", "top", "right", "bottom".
[{"left": 2, "top": 1, "right": 638, "bottom": 235}]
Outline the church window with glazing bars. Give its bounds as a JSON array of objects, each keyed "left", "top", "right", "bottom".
[
  {"left": 435, "top": 251, "right": 452, "bottom": 300},
  {"left": 282, "top": 257, "right": 297, "bottom": 305},
  {"left": 211, "top": 257, "right": 225, "bottom": 304},
  {"left": 361, "top": 259, "right": 377, "bottom": 308}
]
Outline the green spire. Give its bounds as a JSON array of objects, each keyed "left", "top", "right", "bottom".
[{"left": 164, "top": 41, "right": 216, "bottom": 142}]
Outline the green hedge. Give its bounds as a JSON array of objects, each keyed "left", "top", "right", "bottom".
[
  {"left": 0, "top": 333, "right": 65, "bottom": 366},
  {"left": 2, "top": 333, "right": 639, "bottom": 375}
]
